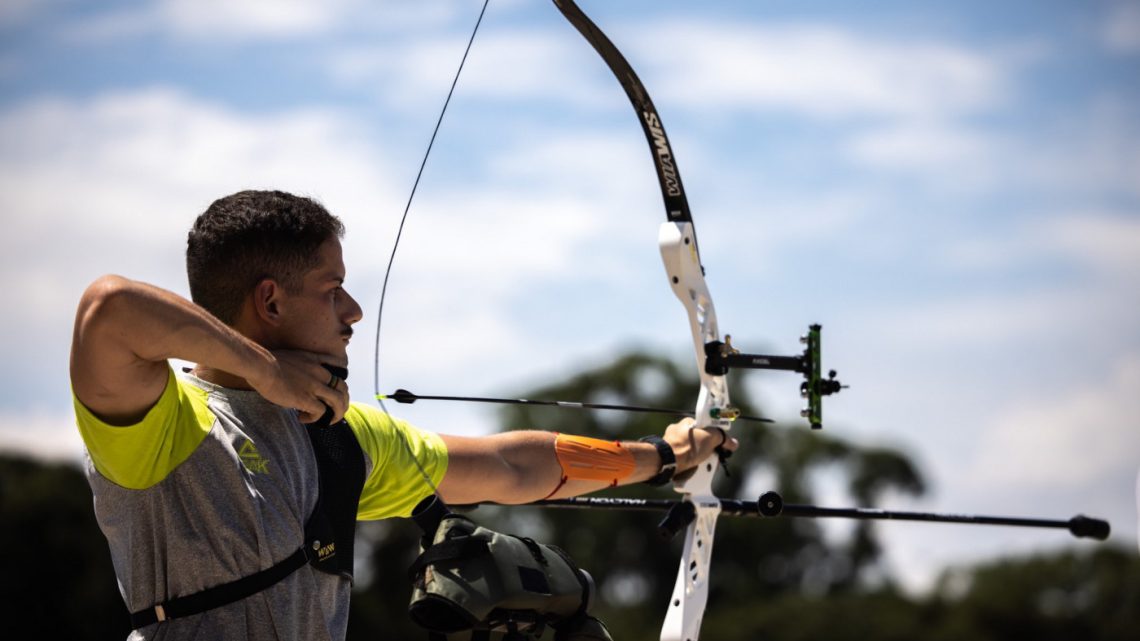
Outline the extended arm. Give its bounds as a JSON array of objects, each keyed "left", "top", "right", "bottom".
[{"left": 436, "top": 420, "right": 736, "bottom": 505}]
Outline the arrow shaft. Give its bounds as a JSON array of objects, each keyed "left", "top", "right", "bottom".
[{"left": 379, "top": 390, "right": 772, "bottom": 423}]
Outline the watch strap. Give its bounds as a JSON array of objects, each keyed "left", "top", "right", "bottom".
[{"left": 638, "top": 435, "right": 676, "bottom": 486}]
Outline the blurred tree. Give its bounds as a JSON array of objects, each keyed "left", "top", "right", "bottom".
[
  {"left": 348, "top": 351, "right": 926, "bottom": 641},
  {"left": 0, "top": 454, "right": 131, "bottom": 640},
  {"left": 13, "top": 354, "right": 1131, "bottom": 641},
  {"left": 705, "top": 545, "right": 1140, "bottom": 641},
  {"left": 346, "top": 518, "right": 425, "bottom": 640},
  {"left": 925, "top": 545, "right": 1140, "bottom": 641}
]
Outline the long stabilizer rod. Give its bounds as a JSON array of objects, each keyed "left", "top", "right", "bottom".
[{"left": 469, "top": 492, "right": 1110, "bottom": 541}]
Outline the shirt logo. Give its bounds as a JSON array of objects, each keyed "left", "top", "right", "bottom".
[{"left": 238, "top": 440, "right": 269, "bottom": 474}]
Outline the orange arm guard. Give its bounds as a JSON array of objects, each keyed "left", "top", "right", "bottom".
[{"left": 553, "top": 433, "right": 637, "bottom": 487}]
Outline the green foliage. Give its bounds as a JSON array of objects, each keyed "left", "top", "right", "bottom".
[
  {"left": 695, "top": 545, "right": 1140, "bottom": 641},
  {"left": 0, "top": 454, "right": 131, "bottom": 639},
  {"left": 347, "top": 519, "right": 426, "bottom": 640},
  {"left": 363, "top": 351, "right": 929, "bottom": 641},
  {"left": 926, "top": 546, "right": 1140, "bottom": 641},
  {"left": 512, "top": 352, "right": 922, "bottom": 571},
  {"left": 9, "top": 352, "right": 1136, "bottom": 640},
  {"left": 706, "top": 588, "right": 931, "bottom": 641}
]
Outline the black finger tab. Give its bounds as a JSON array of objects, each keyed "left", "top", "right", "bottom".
[{"left": 308, "top": 365, "right": 349, "bottom": 429}]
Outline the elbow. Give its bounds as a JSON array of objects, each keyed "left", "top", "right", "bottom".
[
  {"left": 435, "top": 432, "right": 558, "bottom": 505},
  {"left": 79, "top": 274, "right": 130, "bottom": 309},
  {"left": 74, "top": 275, "right": 134, "bottom": 337}
]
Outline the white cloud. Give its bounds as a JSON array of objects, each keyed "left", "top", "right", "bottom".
[
  {"left": 0, "top": 89, "right": 401, "bottom": 319},
  {"left": 58, "top": 0, "right": 474, "bottom": 43},
  {"left": 0, "top": 89, "right": 404, "bottom": 428},
  {"left": 58, "top": 0, "right": 360, "bottom": 41},
  {"left": 1104, "top": 1, "right": 1140, "bottom": 53},
  {"left": 0, "top": 410, "right": 85, "bottom": 463},
  {"left": 326, "top": 18, "right": 1014, "bottom": 121},
  {"left": 375, "top": 195, "right": 614, "bottom": 299},
  {"left": 1018, "top": 97, "right": 1140, "bottom": 197},
  {"left": 850, "top": 355, "right": 1140, "bottom": 592},
  {"left": 859, "top": 282, "right": 1123, "bottom": 353},
  {"left": 968, "top": 355, "right": 1140, "bottom": 487},
  {"left": 634, "top": 22, "right": 1009, "bottom": 121},
  {"left": 158, "top": 0, "right": 344, "bottom": 37},
  {"left": 860, "top": 235, "right": 1138, "bottom": 360},
  {"left": 58, "top": 1, "right": 335, "bottom": 42},
  {"left": 938, "top": 210, "right": 1140, "bottom": 277},
  {"left": 841, "top": 96, "right": 1140, "bottom": 199},
  {"left": 326, "top": 28, "right": 610, "bottom": 112},
  {"left": 0, "top": 0, "right": 56, "bottom": 26},
  {"left": 1039, "top": 212, "right": 1140, "bottom": 275},
  {"left": 4, "top": 1, "right": 1135, "bottom": 599},
  {"left": 846, "top": 120, "right": 1000, "bottom": 173},
  {"left": 0, "top": 87, "right": 681, "bottom": 460}
]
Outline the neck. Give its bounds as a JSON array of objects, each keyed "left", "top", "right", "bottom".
[{"left": 191, "top": 365, "right": 254, "bottom": 390}]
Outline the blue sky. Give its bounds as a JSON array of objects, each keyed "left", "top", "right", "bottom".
[{"left": 2, "top": 0, "right": 1138, "bottom": 592}]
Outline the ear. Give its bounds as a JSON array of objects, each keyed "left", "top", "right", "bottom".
[{"left": 251, "top": 278, "right": 285, "bottom": 326}]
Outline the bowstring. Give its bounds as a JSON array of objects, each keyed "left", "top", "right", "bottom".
[{"left": 372, "top": 0, "right": 491, "bottom": 494}]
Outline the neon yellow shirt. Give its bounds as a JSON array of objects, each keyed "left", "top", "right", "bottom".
[
  {"left": 73, "top": 366, "right": 448, "bottom": 518},
  {"left": 73, "top": 367, "right": 449, "bottom": 639}
]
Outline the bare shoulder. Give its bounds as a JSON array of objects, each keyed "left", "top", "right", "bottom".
[{"left": 70, "top": 275, "right": 170, "bottom": 425}]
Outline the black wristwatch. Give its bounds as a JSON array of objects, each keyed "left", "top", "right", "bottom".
[{"left": 639, "top": 435, "right": 677, "bottom": 486}]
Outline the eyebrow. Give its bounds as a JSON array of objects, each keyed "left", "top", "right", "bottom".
[{"left": 312, "top": 270, "right": 344, "bottom": 285}]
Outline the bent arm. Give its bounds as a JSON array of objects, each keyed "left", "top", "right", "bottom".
[
  {"left": 70, "top": 275, "right": 278, "bottom": 424},
  {"left": 436, "top": 421, "right": 736, "bottom": 505}
]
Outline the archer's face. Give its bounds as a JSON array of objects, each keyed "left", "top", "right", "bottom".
[{"left": 273, "top": 238, "right": 362, "bottom": 363}]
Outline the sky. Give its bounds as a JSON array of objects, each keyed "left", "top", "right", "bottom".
[{"left": 1, "top": 0, "right": 1138, "bottom": 595}]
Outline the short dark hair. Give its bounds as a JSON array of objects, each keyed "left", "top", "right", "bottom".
[{"left": 186, "top": 190, "right": 345, "bottom": 324}]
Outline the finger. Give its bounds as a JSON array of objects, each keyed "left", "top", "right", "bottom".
[
  {"left": 713, "top": 429, "right": 740, "bottom": 452},
  {"left": 312, "top": 380, "right": 350, "bottom": 424},
  {"left": 699, "top": 426, "right": 738, "bottom": 454},
  {"left": 331, "top": 382, "right": 350, "bottom": 422},
  {"left": 295, "top": 399, "right": 327, "bottom": 424},
  {"left": 709, "top": 427, "right": 727, "bottom": 447}
]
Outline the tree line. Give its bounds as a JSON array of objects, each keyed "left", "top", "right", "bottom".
[{"left": 2, "top": 352, "right": 1135, "bottom": 640}]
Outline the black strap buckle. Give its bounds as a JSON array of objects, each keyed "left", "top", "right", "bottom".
[{"left": 129, "top": 546, "right": 309, "bottom": 629}]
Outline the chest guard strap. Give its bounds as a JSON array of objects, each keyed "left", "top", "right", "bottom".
[
  {"left": 130, "top": 366, "right": 366, "bottom": 629},
  {"left": 303, "top": 411, "right": 366, "bottom": 580}
]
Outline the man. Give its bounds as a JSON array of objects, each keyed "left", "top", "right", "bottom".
[{"left": 71, "top": 190, "right": 734, "bottom": 640}]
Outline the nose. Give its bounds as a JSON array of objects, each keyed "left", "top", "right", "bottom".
[{"left": 341, "top": 289, "right": 363, "bottom": 326}]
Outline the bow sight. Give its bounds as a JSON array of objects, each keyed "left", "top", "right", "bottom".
[
  {"left": 374, "top": 0, "right": 1118, "bottom": 639},
  {"left": 704, "top": 324, "right": 846, "bottom": 429}
]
